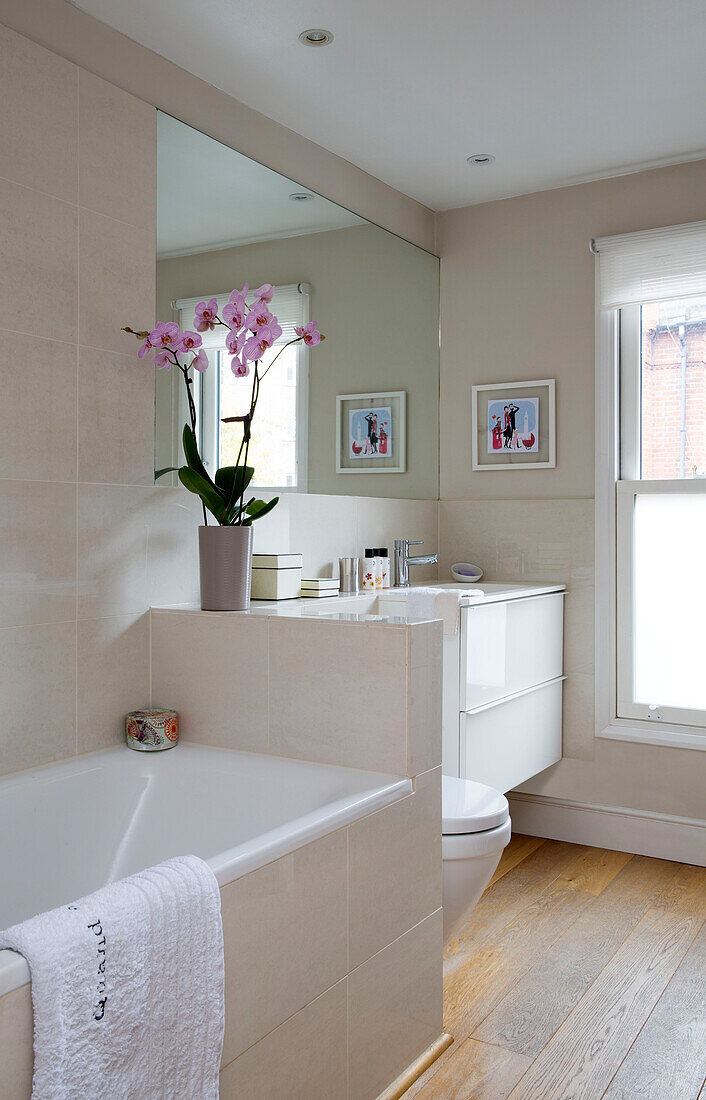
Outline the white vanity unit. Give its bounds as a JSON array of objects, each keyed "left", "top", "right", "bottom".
[{"left": 440, "top": 583, "right": 565, "bottom": 793}]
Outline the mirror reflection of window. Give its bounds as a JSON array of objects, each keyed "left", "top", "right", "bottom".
[
  {"left": 177, "top": 285, "right": 309, "bottom": 491},
  {"left": 155, "top": 110, "right": 440, "bottom": 499}
]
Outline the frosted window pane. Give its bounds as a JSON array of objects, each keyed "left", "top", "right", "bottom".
[
  {"left": 219, "top": 344, "right": 298, "bottom": 488},
  {"left": 633, "top": 493, "right": 706, "bottom": 710}
]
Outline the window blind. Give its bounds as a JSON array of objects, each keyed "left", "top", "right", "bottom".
[
  {"left": 175, "top": 283, "right": 309, "bottom": 344},
  {"left": 593, "top": 220, "right": 706, "bottom": 310}
]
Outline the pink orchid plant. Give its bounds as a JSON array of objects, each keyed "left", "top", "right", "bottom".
[{"left": 123, "top": 285, "right": 322, "bottom": 526}]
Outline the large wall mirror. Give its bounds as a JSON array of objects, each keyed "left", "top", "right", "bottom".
[{"left": 155, "top": 112, "right": 440, "bottom": 500}]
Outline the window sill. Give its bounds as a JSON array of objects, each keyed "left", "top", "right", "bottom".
[{"left": 598, "top": 720, "right": 706, "bottom": 752}]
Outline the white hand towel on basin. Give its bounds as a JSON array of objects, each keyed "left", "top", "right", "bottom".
[
  {"left": 406, "top": 587, "right": 471, "bottom": 635},
  {"left": 0, "top": 854, "right": 224, "bottom": 1100}
]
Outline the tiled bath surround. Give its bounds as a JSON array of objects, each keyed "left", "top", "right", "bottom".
[
  {"left": 1, "top": 802, "right": 443, "bottom": 1100},
  {"left": 1, "top": 613, "right": 443, "bottom": 1099}
]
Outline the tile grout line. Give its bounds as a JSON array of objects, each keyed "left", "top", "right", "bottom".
[
  {"left": 74, "top": 76, "right": 80, "bottom": 761},
  {"left": 0, "top": 170, "right": 155, "bottom": 234}
]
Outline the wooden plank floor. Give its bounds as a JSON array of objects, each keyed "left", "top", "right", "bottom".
[{"left": 407, "top": 836, "right": 706, "bottom": 1100}]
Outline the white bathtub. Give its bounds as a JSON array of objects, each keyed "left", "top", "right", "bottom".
[{"left": 0, "top": 743, "right": 411, "bottom": 997}]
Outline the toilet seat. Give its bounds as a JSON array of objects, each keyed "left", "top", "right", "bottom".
[{"left": 442, "top": 774, "right": 509, "bottom": 835}]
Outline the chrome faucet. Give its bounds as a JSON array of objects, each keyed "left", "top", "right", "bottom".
[{"left": 393, "top": 538, "right": 439, "bottom": 587}]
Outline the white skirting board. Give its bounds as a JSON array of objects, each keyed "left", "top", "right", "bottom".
[{"left": 508, "top": 793, "right": 706, "bottom": 867}]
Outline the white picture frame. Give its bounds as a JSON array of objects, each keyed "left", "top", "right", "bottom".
[
  {"left": 336, "top": 391, "right": 407, "bottom": 474},
  {"left": 471, "top": 379, "right": 556, "bottom": 470}
]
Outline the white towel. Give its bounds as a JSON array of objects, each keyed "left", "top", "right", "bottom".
[
  {"left": 406, "top": 587, "right": 472, "bottom": 635},
  {"left": 0, "top": 855, "right": 224, "bottom": 1100}
]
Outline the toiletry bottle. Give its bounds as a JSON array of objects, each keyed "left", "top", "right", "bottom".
[
  {"left": 374, "top": 549, "right": 384, "bottom": 589},
  {"left": 361, "top": 549, "right": 377, "bottom": 591},
  {"left": 377, "top": 547, "right": 391, "bottom": 588}
]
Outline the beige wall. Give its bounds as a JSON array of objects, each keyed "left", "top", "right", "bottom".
[
  {"left": 438, "top": 158, "right": 706, "bottom": 502},
  {"left": 0, "top": 0, "right": 435, "bottom": 254},
  {"left": 437, "top": 161, "right": 706, "bottom": 820},
  {"left": 157, "top": 224, "right": 440, "bottom": 499},
  {"left": 0, "top": 22, "right": 207, "bottom": 776},
  {"left": 0, "top": 19, "right": 440, "bottom": 779}
]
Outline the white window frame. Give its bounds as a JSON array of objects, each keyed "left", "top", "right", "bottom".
[
  {"left": 595, "top": 290, "right": 706, "bottom": 751},
  {"left": 175, "top": 283, "right": 310, "bottom": 493}
]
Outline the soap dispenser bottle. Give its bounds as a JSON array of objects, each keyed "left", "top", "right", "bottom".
[
  {"left": 376, "top": 547, "right": 391, "bottom": 588},
  {"left": 361, "top": 549, "right": 377, "bottom": 591}
]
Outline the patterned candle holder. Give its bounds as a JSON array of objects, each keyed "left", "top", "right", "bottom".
[{"left": 125, "top": 708, "right": 179, "bottom": 752}]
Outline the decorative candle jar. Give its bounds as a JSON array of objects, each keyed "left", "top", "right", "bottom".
[{"left": 125, "top": 708, "right": 179, "bottom": 752}]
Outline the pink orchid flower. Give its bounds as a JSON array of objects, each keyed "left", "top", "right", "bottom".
[
  {"left": 152, "top": 349, "right": 173, "bottom": 370},
  {"left": 225, "top": 328, "right": 247, "bottom": 356},
  {"left": 137, "top": 338, "right": 152, "bottom": 359},
  {"left": 294, "top": 321, "right": 321, "bottom": 347},
  {"left": 194, "top": 298, "right": 218, "bottom": 333},
  {"left": 223, "top": 298, "right": 247, "bottom": 331},
  {"left": 245, "top": 306, "right": 274, "bottom": 332},
  {"left": 230, "top": 354, "right": 250, "bottom": 378},
  {"left": 251, "top": 283, "right": 274, "bottom": 307},
  {"left": 176, "top": 330, "right": 202, "bottom": 353},
  {"left": 243, "top": 323, "right": 278, "bottom": 361},
  {"left": 149, "top": 321, "right": 180, "bottom": 348},
  {"left": 191, "top": 348, "right": 208, "bottom": 372}
]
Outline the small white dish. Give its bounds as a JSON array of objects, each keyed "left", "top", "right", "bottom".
[{"left": 451, "top": 562, "right": 484, "bottom": 583}]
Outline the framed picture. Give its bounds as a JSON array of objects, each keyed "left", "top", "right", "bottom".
[
  {"left": 336, "top": 391, "right": 406, "bottom": 474},
  {"left": 471, "top": 379, "right": 556, "bottom": 470}
]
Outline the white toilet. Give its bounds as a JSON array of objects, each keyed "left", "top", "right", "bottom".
[{"left": 442, "top": 774, "right": 511, "bottom": 943}]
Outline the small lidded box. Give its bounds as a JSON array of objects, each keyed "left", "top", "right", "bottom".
[
  {"left": 251, "top": 553, "right": 303, "bottom": 600},
  {"left": 126, "top": 708, "right": 178, "bottom": 751}
]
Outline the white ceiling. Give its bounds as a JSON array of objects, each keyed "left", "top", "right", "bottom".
[
  {"left": 75, "top": 0, "right": 706, "bottom": 211},
  {"left": 156, "top": 113, "right": 364, "bottom": 258}
]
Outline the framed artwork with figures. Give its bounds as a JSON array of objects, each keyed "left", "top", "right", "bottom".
[
  {"left": 336, "top": 391, "right": 406, "bottom": 473},
  {"left": 472, "top": 379, "right": 555, "bottom": 470}
]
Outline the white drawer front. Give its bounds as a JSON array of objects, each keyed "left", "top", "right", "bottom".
[
  {"left": 461, "top": 679, "right": 563, "bottom": 793},
  {"left": 460, "top": 593, "right": 564, "bottom": 711}
]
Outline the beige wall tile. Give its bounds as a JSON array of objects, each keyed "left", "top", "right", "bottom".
[
  {"left": 268, "top": 616, "right": 408, "bottom": 773},
  {"left": 77, "top": 485, "right": 200, "bottom": 619},
  {"left": 348, "top": 768, "right": 441, "bottom": 969},
  {"left": 0, "top": 480, "right": 76, "bottom": 627},
  {"left": 438, "top": 498, "right": 594, "bottom": 587},
  {"left": 0, "top": 332, "right": 77, "bottom": 482},
  {"left": 408, "top": 620, "right": 443, "bottom": 775},
  {"left": 0, "top": 178, "right": 77, "bottom": 343},
  {"left": 220, "top": 830, "right": 348, "bottom": 1064},
  {"left": 348, "top": 910, "right": 443, "bottom": 1100},
  {"left": 78, "top": 208, "right": 154, "bottom": 356},
  {"left": 0, "top": 23, "right": 77, "bottom": 203},
  {"left": 355, "top": 496, "right": 439, "bottom": 583},
  {"left": 77, "top": 613, "right": 150, "bottom": 754},
  {"left": 150, "top": 611, "right": 268, "bottom": 753},
  {"left": 0, "top": 983, "right": 33, "bottom": 1100},
  {"left": 78, "top": 346, "right": 155, "bottom": 485},
  {"left": 286, "top": 492, "right": 357, "bottom": 577},
  {"left": 0, "top": 621, "right": 76, "bottom": 776},
  {"left": 220, "top": 980, "right": 347, "bottom": 1100},
  {"left": 78, "top": 71, "right": 156, "bottom": 229}
]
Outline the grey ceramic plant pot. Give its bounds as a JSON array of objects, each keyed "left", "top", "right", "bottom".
[{"left": 199, "top": 524, "right": 254, "bottom": 611}]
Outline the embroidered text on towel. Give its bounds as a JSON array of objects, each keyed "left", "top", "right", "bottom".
[{"left": 87, "top": 918, "right": 107, "bottom": 1021}]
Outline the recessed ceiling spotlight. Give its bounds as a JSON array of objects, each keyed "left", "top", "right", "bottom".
[
  {"left": 298, "top": 28, "right": 334, "bottom": 46},
  {"left": 289, "top": 192, "right": 315, "bottom": 202},
  {"left": 466, "top": 153, "right": 496, "bottom": 166}
]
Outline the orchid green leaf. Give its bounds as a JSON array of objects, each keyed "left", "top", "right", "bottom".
[
  {"left": 244, "top": 497, "right": 280, "bottom": 523},
  {"left": 182, "top": 424, "right": 220, "bottom": 492},
  {"left": 178, "top": 466, "right": 227, "bottom": 523}
]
